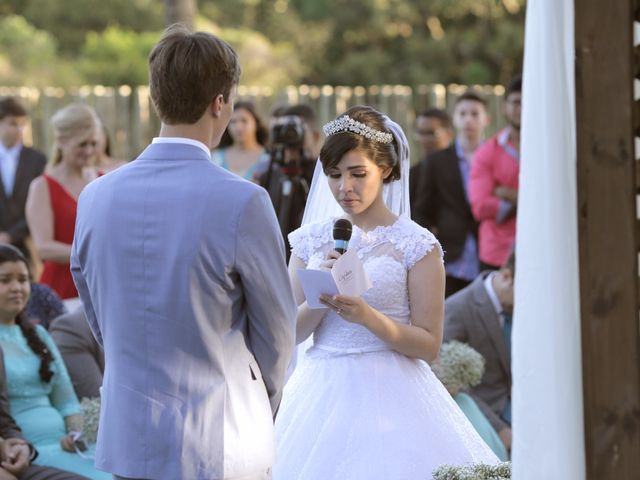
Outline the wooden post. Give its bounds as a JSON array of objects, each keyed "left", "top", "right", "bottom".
[{"left": 575, "top": 0, "right": 640, "bottom": 478}]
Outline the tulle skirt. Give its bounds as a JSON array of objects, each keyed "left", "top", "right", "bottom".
[{"left": 273, "top": 347, "right": 499, "bottom": 480}]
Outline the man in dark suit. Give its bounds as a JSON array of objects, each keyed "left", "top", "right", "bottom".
[
  {"left": 0, "top": 349, "right": 88, "bottom": 480},
  {"left": 409, "top": 108, "right": 453, "bottom": 207},
  {"left": 443, "top": 253, "right": 515, "bottom": 454},
  {"left": 0, "top": 98, "right": 46, "bottom": 261},
  {"left": 49, "top": 308, "right": 104, "bottom": 400},
  {"left": 412, "top": 91, "right": 490, "bottom": 296}
]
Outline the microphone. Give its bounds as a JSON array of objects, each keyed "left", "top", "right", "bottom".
[{"left": 333, "top": 219, "right": 352, "bottom": 255}]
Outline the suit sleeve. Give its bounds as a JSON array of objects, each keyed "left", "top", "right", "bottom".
[
  {"left": 7, "top": 151, "right": 46, "bottom": 242},
  {"left": 444, "top": 295, "right": 508, "bottom": 432},
  {"left": 443, "top": 297, "right": 469, "bottom": 344},
  {"left": 469, "top": 144, "right": 501, "bottom": 222},
  {"left": 235, "top": 189, "right": 297, "bottom": 414},
  {"left": 50, "top": 314, "right": 104, "bottom": 399},
  {"left": 412, "top": 158, "right": 437, "bottom": 229},
  {"left": 70, "top": 192, "right": 102, "bottom": 346}
]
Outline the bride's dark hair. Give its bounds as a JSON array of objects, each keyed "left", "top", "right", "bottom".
[
  {"left": 319, "top": 105, "right": 401, "bottom": 184},
  {"left": 0, "top": 244, "right": 53, "bottom": 383}
]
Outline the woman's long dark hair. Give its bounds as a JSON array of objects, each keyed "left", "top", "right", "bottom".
[{"left": 0, "top": 245, "right": 53, "bottom": 383}]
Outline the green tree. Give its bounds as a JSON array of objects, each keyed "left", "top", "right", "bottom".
[
  {"left": 20, "top": 0, "right": 164, "bottom": 54},
  {"left": 202, "top": 0, "right": 525, "bottom": 86},
  {"left": 0, "top": 15, "right": 80, "bottom": 86},
  {"left": 80, "top": 27, "right": 160, "bottom": 86},
  {"left": 200, "top": 0, "right": 331, "bottom": 85},
  {"left": 193, "top": 17, "right": 310, "bottom": 89},
  {"left": 0, "top": 0, "right": 525, "bottom": 88}
]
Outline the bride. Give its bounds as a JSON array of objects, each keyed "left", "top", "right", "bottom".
[{"left": 273, "top": 105, "right": 498, "bottom": 479}]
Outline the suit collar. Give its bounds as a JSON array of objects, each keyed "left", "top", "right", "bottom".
[
  {"left": 136, "top": 142, "right": 212, "bottom": 163},
  {"left": 151, "top": 137, "right": 210, "bottom": 157},
  {"left": 482, "top": 271, "right": 503, "bottom": 316},
  {"left": 0, "top": 142, "right": 21, "bottom": 158},
  {"left": 470, "top": 272, "right": 511, "bottom": 377}
]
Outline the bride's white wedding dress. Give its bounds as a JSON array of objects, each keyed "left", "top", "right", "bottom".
[{"left": 273, "top": 215, "right": 499, "bottom": 480}]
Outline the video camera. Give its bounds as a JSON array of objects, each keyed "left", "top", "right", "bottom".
[
  {"left": 261, "top": 115, "right": 311, "bottom": 255},
  {"left": 269, "top": 115, "right": 306, "bottom": 166}
]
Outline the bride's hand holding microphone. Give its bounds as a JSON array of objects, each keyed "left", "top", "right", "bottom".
[
  {"left": 319, "top": 218, "right": 353, "bottom": 272},
  {"left": 319, "top": 218, "right": 374, "bottom": 326},
  {"left": 319, "top": 250, "right": 340, "bottom": 272}
]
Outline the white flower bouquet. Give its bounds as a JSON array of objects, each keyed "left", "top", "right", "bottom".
[
  {"left": 433, "top": 340, "right": 485, "bottom": 394},
  {"left": 80, "top": 396, "right": 101, "bottom": 444},
  {"left": 433, "top": 461, "right": 511, "bottom": 480}
]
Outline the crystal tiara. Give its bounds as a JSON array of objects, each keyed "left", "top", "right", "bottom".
[{"left": 322, "top": 115, "right": 394, "bottom": 144}]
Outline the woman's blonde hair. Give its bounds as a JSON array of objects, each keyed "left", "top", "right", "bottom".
[{"left": 48, "top": 103, "right": 99, "bottom": 167}]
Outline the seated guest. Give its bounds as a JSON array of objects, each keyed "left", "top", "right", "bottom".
[
  {"left": 49, "top": 308, "right": 103, "bottom": 400},
  {"left": 0, "top": 347, "right": 88, "bottom": 479},
  {"left": 443, "top": 252, "right": 515, "bottom": 454},
  {"left": 433, "top": 341, "right": 508, "bottom": 461},
  {"left": 0, "top": 244, "right": 109, "bottom": 479},
  {"left": 26, "top": 282, "right": 66, "bottom": 329}
]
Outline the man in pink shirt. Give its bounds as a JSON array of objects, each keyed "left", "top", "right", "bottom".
[{"left": 469, "top": 76, "right": 522, "bottom": 269}]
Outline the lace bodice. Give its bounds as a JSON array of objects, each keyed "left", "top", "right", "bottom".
[{"left": 289, "top": 215, "right": 442, "bottom": 354}]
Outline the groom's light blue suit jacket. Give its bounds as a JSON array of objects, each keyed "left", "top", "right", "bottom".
[{"left": 71, "top": 142, "right": 297, "bottom": 480}]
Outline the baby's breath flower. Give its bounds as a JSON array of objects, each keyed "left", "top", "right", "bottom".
[
  {"left": 80, "top": 396, "right": 101, "bottom": 444},
  {"left": 433, "top": 341, "right": 485, "bottom": 392}
]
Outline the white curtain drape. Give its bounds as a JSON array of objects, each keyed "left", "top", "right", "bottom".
[{"left": 513, "top": 1, "right": 585, "bottom": 478}]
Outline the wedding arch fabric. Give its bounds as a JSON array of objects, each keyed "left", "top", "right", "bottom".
[{"left": 514, "top": 0, "right": 585, "bottom": 478}]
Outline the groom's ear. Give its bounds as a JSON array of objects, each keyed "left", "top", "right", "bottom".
[{"left": 210, "top": 94, "right": 224, "bottom": 118}]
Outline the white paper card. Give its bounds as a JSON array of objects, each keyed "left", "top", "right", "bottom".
[
  {"left": 296, "top": 269, "right": 339, "bottom": 309},
  {"left": 297, "top": 249, "right": 372, "bottom": 309},
  {"left": 331, "top": 248, "right": 372, "bottom": 296}
]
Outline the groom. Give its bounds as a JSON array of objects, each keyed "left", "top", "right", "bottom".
[{"left": 71, "top": 25, "right": 296, "bottom": 480}]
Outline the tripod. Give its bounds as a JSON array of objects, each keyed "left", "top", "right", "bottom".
[{"left": 261, "top": 148, "right": 310, "bottom": 254}]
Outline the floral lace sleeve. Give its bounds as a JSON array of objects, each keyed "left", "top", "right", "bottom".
[
  {"left": 288, "top": 220, "right": 333, "bottom": 265},
  {"left": 400, "top": 221, "right": 444, "bottom": 270},
  {"left": 288, "top": 224, "right": 312, "bottom": 263}
]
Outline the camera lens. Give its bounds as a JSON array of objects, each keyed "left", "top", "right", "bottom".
[{"left": 271, "top": 115, "right": 305, "bottom": 150}]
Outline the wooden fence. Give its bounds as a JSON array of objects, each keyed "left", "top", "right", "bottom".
[{"left": 0, "top": 84, "right": 507, "bottom": 164}]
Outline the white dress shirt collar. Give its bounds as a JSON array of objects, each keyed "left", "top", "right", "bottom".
[
  {"left": 483, "top": 272, "right": 504, "bottom": 326},
  {"left": 0, "top": 142, "right": 22, "bottom": 196},
  {"left": 152, "top": 137, "right": 210, "bottom": 157}
]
